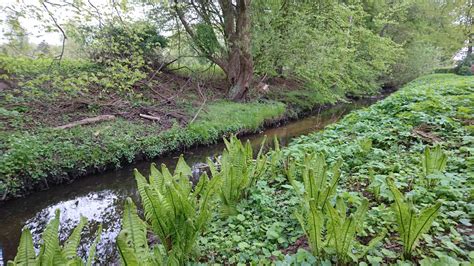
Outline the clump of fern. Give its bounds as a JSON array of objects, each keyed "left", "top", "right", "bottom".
[
  {"left": 8, "top": 209, "right": 101, "bottom": 265},
  {"left": 386, "top": 177, "right": 442, "bottom": 260},
  {"left": 208, "top": 135, "right": 267, "bottom": 216},
  {"left": 286, "top": 153, "right": 342, "bottom": 211},
  {"left": 325, "top": 197, "right": 386, "bottom": 264},
  {"left": 421, "top": 145, "right": 448, "bottom": 187},
  {"left": 132, "top": 156, "right": 220, "bottom": 264},
  {"left": 288, "top": 153, "right": 385, "bottom": 264},
  {"left": 117, "top": 198, "right": 165, "bottom": 265}
]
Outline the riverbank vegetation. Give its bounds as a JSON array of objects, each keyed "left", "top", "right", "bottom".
[
  {"left": 9, "top": 74, "right": 473, "bottom": 264},
  {"left": 1, "top": 0, "right": 471, "bottom": 200}
]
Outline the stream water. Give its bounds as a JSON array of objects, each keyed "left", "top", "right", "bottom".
[{"left": 0, "top": 95, "right": 386, "bottom": 264}]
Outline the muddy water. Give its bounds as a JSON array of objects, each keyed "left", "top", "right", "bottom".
[{"left": 0, "top": 96, "right": 384, "bottom": 263}]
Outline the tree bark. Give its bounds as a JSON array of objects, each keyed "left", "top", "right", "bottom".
[
  {"left": 174, "top": 0, "right": 253, "bottom": 101},
  {"left": 223, "top": 0, "right": 253, "bottom": 100}
]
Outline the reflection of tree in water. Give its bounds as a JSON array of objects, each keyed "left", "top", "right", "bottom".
[{"left": 25, "top": 190, "right": 126, "bottom": 264}]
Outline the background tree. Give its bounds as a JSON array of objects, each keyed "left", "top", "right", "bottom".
[{"left": 171, "top": 0, "right": 253, "bottom": 101}]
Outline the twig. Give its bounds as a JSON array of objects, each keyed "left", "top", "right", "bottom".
[
  {"left": 41, "top": 1, "right": 67, "bottom": 69},
  {"left": 139, "top": 114, "right": 161, "bottom": 121},
  {"left": 190, "top": 99, "right": 207, "bottom": 124}
]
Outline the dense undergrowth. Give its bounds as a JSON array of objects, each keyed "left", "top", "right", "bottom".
[
  {"left": 8, "top": 74, "right": 473, "bottom": 265},
  {"left": 200, "top": 74, "right": 473, "bottom": 264},
  {"left": 206, "top": 74, "right": 472, "bottom": 264}
]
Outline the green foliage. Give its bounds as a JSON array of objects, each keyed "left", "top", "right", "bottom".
[
  {"left": 289, "top": 154, "right": 384, "bottom": 263},
  {"left": 422, "top": 145, "right": 448, "bottom": 187},
  {"left": 194, "top": 23, "right": 221, "bottom": 56},
  {"left": 6, "top": 74, "right": 473, "bottom": 264},
  {"left": 117, "top": 198, "right": 162, "bottom": 265},
  {"left": 71, "top": 20, "right": 167, "bottom": 92},
  {"left": 455, "top": 54, "right": 473, "bottom": 76},
  {"left": 198, "top": 177, "right": 302, "bottom": 264},
  {"left": 209, "top": 135, "right": 267, "bottom": 216},
  {"left": 133, "top": 158, "right": 220, "bottom": 263},
  {"left": 0, "top": 100, "right": 284, "bottom": 200},
  {"left": 326, "top": 198, "right": 386, "bottom": 263},
  {"left": 285, "top": 74, "right": 472, "bottom": 263},
  {"left": 287, "top": 153, "right": 342, "bottom": 212},
  {"left": 386, "top": 42, "right": 443, "bottom": 86},
  {"left": 8, "top": 210, "right": 101, "bottom": 266},
  {"left": 386, "top": 177, "right": 442, "bottom": 259},
  {"left": 252, "top": 0, "right": 399, "bottom": 99}
]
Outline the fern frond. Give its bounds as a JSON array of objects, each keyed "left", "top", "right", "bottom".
[
  {"left": 121, "top": 198, "right": 150, "bottom": 259},
  {"left": 39, "top": 209, "right": 61, "bottom": 265},
  {"left": 62, "top": 216, "right": 87, "bottom": 261},
  {"left": 11, "top": 228, "right": 36, "bottom": 265},
  {"left": 386, "top": 177, "right": 442, "bottom": 259},
  {"left": 407, "top": 201, "right": 442, "bottom": 255},
  {"left": 149, "top": 163, "right": 164, "bottom": 190},
  {"left": 116, "top": 231, "right": 140, "bottom": 266},
  {"left": 422, "top": 145, "right": 447, "bottom": 176},
  {"left": 86, "top": 224, "right": 102, "bottom": 266}
]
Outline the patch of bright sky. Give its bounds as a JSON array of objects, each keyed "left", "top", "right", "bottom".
[{"left": 0, "top": 0, "right": 148, "bottom": 45}]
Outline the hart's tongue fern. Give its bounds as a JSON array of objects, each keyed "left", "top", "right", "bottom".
[
  {"left": 130, "top": 156, "right": 220, "bottom": 264},
  {"left": 386, "top": 177, "right": 442, "bottom": 259},
  {"left": 421, "top": 145, "right": 448, "bottom": 187},
  {"left": 289, "top": 153, "right": 385, "bottom": 264},
  {"left": 8, "top": 210, "right": 101, "bottom": 266}
]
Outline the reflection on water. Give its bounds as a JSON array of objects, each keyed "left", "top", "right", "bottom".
[
  {"left": 26, "top": 191, "right": 122, "bottom": 262},
  {"left": 0, "top": 96, "right": 384, "bottom": 264}
]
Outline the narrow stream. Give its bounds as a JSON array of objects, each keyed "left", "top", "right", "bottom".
[{"left": 0, "top": 95, "right": 386, "bottom": 263}]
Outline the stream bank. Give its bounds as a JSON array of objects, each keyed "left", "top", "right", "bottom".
[
  {"left": 0, "top": 93, "right": 388, "bottom": 263},
  {"left": 1, "top": 89, "right": 391, "bottom": 201}
]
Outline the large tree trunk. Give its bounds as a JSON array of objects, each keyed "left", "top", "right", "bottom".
[
  {"left": 226, "top": 50, "right": 253, "bottom": 101},
  {"left": 224, "top": 0, "right": 253, "bottom": 101},
  {"left": 226, "top": 0, "right": 253, "bottom": 100},
  {"left": 173, "top": 0, "right": 253, "bottom": 101}
]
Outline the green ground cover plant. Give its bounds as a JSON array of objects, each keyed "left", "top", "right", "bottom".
[
  {"left": 0, "top": 98, "right": 285, "bottom": 200},
  {"left": 6, "top": 74, "right": 474, "bottom": 265},
  {"left": 198, "top": 74, "right": 473, "bottom": 264}
]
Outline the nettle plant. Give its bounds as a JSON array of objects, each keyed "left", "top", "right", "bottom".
[
  {"left": 8, "top": 210, "right": 101, "bottom": 266},
  {"left": 421, "top": 145, "right": 448, "bottom": 187},
  {"left": 287, "top": 153, "right": 385, "bottom": 264},
  {"left": 208, "top": 136, "right": 267, "bottom": 216},
  {"left": 124, "top": 157, "right": 220, "bottom": 264},
  {"left": 386, "top": 177, "right": 442, "bottom": 260}
]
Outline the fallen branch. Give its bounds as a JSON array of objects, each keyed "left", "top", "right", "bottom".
[
  {"left": 139, "top": 113, "right": 161, "bottom": 121},
  {"left": 189, "top": 99, "right": 207, "bottom": 124},
  {"left": 55, "top": 115, "right": 115, "bottom": 129}
]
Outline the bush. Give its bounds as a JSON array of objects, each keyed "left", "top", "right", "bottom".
[
  {"left": 385, "top": 42, "right": 443, "bottom": 87},
  {"left": 73, "top": 20, "right": 168, "bottom": 92},
  {"left": 454, "top": 53, "right": 473, "bottom": 76}
]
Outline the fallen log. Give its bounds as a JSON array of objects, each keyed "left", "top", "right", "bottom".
[{"left": 54, "top": 115, "right": 116, "bottom": 129}]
